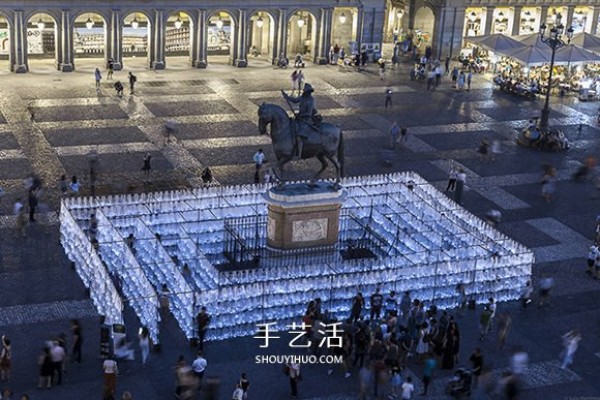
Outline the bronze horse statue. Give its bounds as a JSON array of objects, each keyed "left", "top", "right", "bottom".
[{"left": 258, "top": 102, "right": 344, "bottom": 188}]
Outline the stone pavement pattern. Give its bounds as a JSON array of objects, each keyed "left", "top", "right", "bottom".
[{"left": 0, "top": 58, "right": 599, "bottom": 399}]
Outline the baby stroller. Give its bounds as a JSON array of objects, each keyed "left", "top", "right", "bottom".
[{"left": 445, "top": 368, "right": 472, "bottom": 398}]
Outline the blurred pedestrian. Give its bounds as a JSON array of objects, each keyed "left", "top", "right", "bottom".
[
  {"left": 520, "top": 281, "right": 533, "bottom": 310},
  {"left": 121, "top": 392, "right": 132, "bottom": 400},
  {"left": 510, "top": 347, "right": 528, "bottom": 376},
  {"left": 13, "top": 199, "right": 26, "bottom": 238},
  {"left": 385, "top": 88, "right": 393, "bottom": 110},
  {"left": 50, "top": 340, "right": 65, "bottom": 385},
  {"left": 238, "top": 372, "right": 250, "bottom": 399},
  {"left": 587, "top": 244, "right": 599, "bottom": 276},
  {"left": 400, "top": 127, "right": 408, "bottom": 144},
  {"left": 196, "top": 307, "right": 211, "bottom": 351},
  {"left": 128, "top": 72, "right": 137, "bottom": 94},
  {"left": 538, "top": 274, "right": 554, "bottom": 307},
  {"left": 59, "top": 174, "right": 68, "bottom": 197},
  {"left": 389, "top": 122, "right": 400, "bottom": 150},
  {"left": 94, "top": 68, "right": 102, "bottom": 92},
  {"left": 142, "top": 154, "right": 151, "bottom": 183},
  {"left": 479, "top": 306, "right": 491, "bottom": 341},
  {"left": 496, "top": 312, "right": 512, "bottom": 350},
  {"left": 38, "top": 347, "right": 53, "bottom": 389},
  {"left": 102, "top": 357, "right": 119, "bottom": 399},
  {"left": 401, "top": 376, "right": 414, "bottom": 399},
  {"left": 287, "top": 363, "right": 300, "bottom": 399},
  {"left": 467, "top": 70, "right": 472, "bottom": 90},
  {"left": 541, "top": 165, "right": 556, "bottom": 203},
  {"left": 28, "top": 188, "right": 38, "bottom": 222},
  {"left": 0, "top": 337, "right": 10, "bottom": 382},
  {"left": 69, "top": 176, "right": 80, "bottom": 195},
  {"left": 107, "top": 58, "right": 114, "bottom": 80},
  {"left": 478, "top": 138, "right": 490, "bottom": 162},
  {"left": 445, "top": 161, "right": 458, "bottom": 192},
  {"left": 491, "top": 139, "right": 502, "bottom": 161},
  {"left": 469, "top": 347, "right": 483, "bottom": 387},
  {"left": 70, "top": 319, "right": 83, "bottom": 364},
  {"left": 560, "top": 330, "right": 581, "bottom": 369},
  {"left": 138, "top": 327, "right": 150, "bottom": 365},
  {"left": 454, "top": 168, "right": 466, "bottom": 205},
  {"left": 421, "top": 353, "right": 436, "bottom": 396}
]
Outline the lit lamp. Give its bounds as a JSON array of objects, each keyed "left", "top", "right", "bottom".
[
  {"left": 339, "top": 12, "right": 347, "bottom": 24},
  {"left": 216, "top": 17, "right": 224, "bottom": 29},
  {"left": 297, "top": 15, "right": 305, "bottom": 28},
  {"left": 468, "top": 12, "right": 477, "bottom": 22},
  {"left": 86, "top": 17, "right": 94, "bottom": 30},
  {"left": 131, "top": 17, "right": 139, "bottom": 29},
  {"left": 174, "top": 17, "right": 182, "bottom": 29},
  {"left": 397, "top": 10, "right": 404, "bottom": 19},
  {"left": 37, "top": 18, "right": 45, "bottom": 30},
  {"left": 538, "top": 14, "right": 574, "bottom": 132},
  {"left": 256, "top": 16, "right": 264, "bottom": 28}
]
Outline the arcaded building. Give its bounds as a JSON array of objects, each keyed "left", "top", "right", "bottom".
[{"left": 0, "top": 0, "right": 597, "bottom": 72}]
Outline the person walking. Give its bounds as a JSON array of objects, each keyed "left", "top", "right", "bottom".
[
  {"left": 253, "top": 149, "right": 265, "bottom": 184},
  {"left": 138, "top": 327, "right": 150, "bottom": 365},
  {"left": 451, "top": 66, "right": 459, "bottom": 88},
  {"left": 541, "top": 165, "right": 557, "bottom": 203},
  {"left": 191, "top": 351, "right": 207, "bottom": 388},
  {"left": 238, "top": 372, "right": 250, "bottom": 399},
  {"left": 490, "top": 139, "right": 502, "bottom": 161},
  {"left": 107, "top": 58, "right": 114, "bottom": 80},
  {"left": 467, "top": 70, "right": 472, "bottom": 90},
  {"left": 0, "top": 337, "right": 10, "bottom": 383},
  {"left": 14, "top": 199, "right": 26, "bottom": 238},
  {"left": 538, "top": 274, "right": 554, "bottom": 307},
  {"left": 38, "top": 347, "right": 53, "bottom": 389},
  {"left": 94, "top": 68, "right": 102, "bottom": 92},
  {"left": 27, "top": 188, "right": 38, "bottom": 222},
  {"left": 287, "top": 363, "right": 300, "bottom": 399},
  {"left": 496, "top": 312, "right": 512, "bottom": 350},
  {"left": 421, "top": 352, "right": 436, "bottom": 396},
  {"left": 401, "top": 376, "right": 414, "bottom": 399},
  {"left": 520, "top": 281, "right": 533, "bottom": 311},
  {"left": 102, "top": 357, "right": 119, "bottom": 399},
  {"left": 385, "top": 88, "right": 393, "bottom": 110},
  {"left": 560, "top": 330, "right": 582, "bottom": 369},
  {"left": 454, "top": 168, "right": 466, "bottom": 205},
  {"left": 400, "top": 127, "right": 408, "bottom": 144},
  {"left": 49, "top": 341, "right": 65, "bottom": 386},
  {"left": 196, "top": 307, "right": 211, "bottom": 351},
  {"left": 479, "top": 306, "right": 491, "bottom": 341},
  {"left": 70, "top": 176, "right": 80, "bottom": 194},
  {"left": 70, "top": 319, "right": 83, "bottom": 364},
  {"left": 128, "top": 72, "right": 137, "bottom": 94},
  {"left": 445, "top": 161, "right": 458, "bottom": 192},
  {"left": 469, "top": 347, "right": 483, "bottom": 387},
  {"left": 350, "top": 291, "right": 364, "bottom": 323},
  {"left": 142, "top": 153, "right": 151, "bottom": 183},
  {"left": 369, "top": 286, "right": 384, "bottom": 321}
]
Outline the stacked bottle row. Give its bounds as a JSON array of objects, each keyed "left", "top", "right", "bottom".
[
  {"left": 95, "top": 211, "right": 161, "bottom": 343},
  {"left": 59, "top": 208, "right": 123, "bottom": 326}
]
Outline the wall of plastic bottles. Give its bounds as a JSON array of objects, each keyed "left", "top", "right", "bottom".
[{"left": 60, "top": 172, "right": 534, "bottom": 342}]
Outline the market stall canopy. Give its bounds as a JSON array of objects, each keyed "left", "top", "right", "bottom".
[
  {"left": 553, "top": 45, "right": 600, "bottom": 65},
  {"left": 465, "top": 34, "right": 526, "bottom": 53},
  {"left": 502, "top": 45, "right": 551, "bottom": 66},
  {"left": 514, "top": 33, "right": 545, "bottom": 48},
  {"left": 569, "top": 32, "right": 600, "bottom": 53}
]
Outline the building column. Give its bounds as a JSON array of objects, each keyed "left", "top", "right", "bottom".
[
  {"left": 511, "top": 6, "right": 522, "bottom": 36},
  {"left": 539, "top": 6, "right": 549, "bottom": 29},
  {"left": 483, "top": 7, "right": 495, "bottom": 35},
  {"left": 150, "top": 9, "right": 165, "bottom": 69},
  {"left": 315, "top": 8, "right": 333, "bottom": 65},
  {"left": 107, "top": 10, "right": 122, "bottom": 70},
  {"left": 276, "top": 9, "right": 288, "bottom": 60},
  {"left": 564, "top": 6, "right": 574, "bottom": 29},
  {"left": 11, "top": 10, "right": 27, "bottom": 73},
  {"left": 436, "top": 6, "right": 465, "bottom": 60},
  {"left": 59, "top": 10, "right": 74, "bottom": 72},
  {"left": 234, "top": 9, "right": 248, "bottom": 67},
  {"left": 356, "top": 4, "right": 365, "bottom": 52},
  {"left": 193, "top": 9, "right": 207, "bottom": 68},
  {"left": 591, "top": 7, "right": 600, "bottom": 35},
  {"left": 269, "top": 10, "right": 281, "bottom": 64}
]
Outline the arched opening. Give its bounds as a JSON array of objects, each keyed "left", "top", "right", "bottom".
[
  {"left": 0, "top": 15, "right": 10, "bottom": 72},
  {"left": 331, "top": 8, "right": 359, "bottom": 57},
  {"left": 73, "top": 12, "right": 106, "bottom": 71},
  {"left": 165, "top": 11, "right": 193, "bottom": 69},
  {"left": 413, "top": 7, "right": 434, "bottom": 55},
  {"left": 207, "top": 11, "right": 234, "bottom": 65},
  {"left": 384, "top": 3, "right": 406, "bottom": 43},
  {"left": 248, "top": 11, "right": 275, "bottom": 65},
  {"left": 26, "top": 13, "right": 58, "bottom": 73},
  {"left": 122, "top": 12, "right": 150, "bottom": 71},
  {"left": 287, "top": 11, "right": 317, "bottom": 62}
]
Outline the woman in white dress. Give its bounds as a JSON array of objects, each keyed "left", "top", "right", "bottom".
[{"left": 415, "top": 322, "right": 430, "bottom": 362}]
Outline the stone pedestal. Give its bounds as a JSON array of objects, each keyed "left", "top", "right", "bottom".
[{"left": 264, "top": 182, "right": 346, "bottom": 250}]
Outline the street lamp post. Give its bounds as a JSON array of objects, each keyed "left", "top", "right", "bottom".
[{"left": 538, "top": 15, "right": 573, "bottom": 132}]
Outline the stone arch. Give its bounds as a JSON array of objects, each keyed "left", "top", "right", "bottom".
[
  {"left": 24, "top": 11, "right": 60, "bottom": 71},
  {"left": 286, "top": 9, "right": 319, "bottom": 61},
  {"left": 0, "top": 10, "right": 12, "bottom": 71},
  {"left": 205, "top": 10, "right": 237, "bottom": 64},
  {"left": 164, "top": 10, "right": 195, "bottom": 66},
  {"left": 413, "top": 6, "right": 435, "bottom": 49},
  {"left": 247, "top": 9, "right": 277, "bottom": 63},
  {"left": 121, "top": 11, "right": 152, "bottom": 68},
  {"left": 71, "top": 11, "right": 109, "bottom": 64}
]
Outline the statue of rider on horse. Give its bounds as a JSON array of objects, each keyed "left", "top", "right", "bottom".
[{"left": 281, "top": 84, "right": 323, "bottom": 159}]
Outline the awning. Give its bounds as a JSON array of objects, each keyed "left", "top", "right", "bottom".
[{"left": 465, "top": 34, "right": 526, "bottom": 53}]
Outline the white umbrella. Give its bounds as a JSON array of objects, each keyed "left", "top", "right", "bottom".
[
  {"left": 465, "top": 34, "right": 526, "bottom": 53},
  {"left": 569, "top": 32, "right": 600, "bottom": 53},
  {"left": 501, "top": 45, "right": 551, "bottom": 66},
  {"left": 553, "top": 45, "right": 600, "bottom": 65}
]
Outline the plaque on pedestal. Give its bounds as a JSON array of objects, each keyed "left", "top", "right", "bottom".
[{"left": 264, "top": 182, "right": 346, "bottom": 249}]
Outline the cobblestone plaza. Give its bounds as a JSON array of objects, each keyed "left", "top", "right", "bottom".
[{"left": 0, "top": 55, "right": 600, "bottom": 399}]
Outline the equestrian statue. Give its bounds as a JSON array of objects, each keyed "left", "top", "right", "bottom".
[{"left": 257, "top": 83, "right": 344, "bottom": 189}]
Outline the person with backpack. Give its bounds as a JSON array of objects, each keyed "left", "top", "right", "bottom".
[
  {"left": 128, "top": 72, "right": 137, "bottom": 94},
  {"left": 196, "top": 307, "right": 211, "bottom": 351}
]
